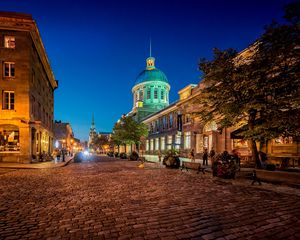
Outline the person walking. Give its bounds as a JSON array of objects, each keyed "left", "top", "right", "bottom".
[
  {"left": 189, "top": 149, "right": 195, "bottom": 162},
  {"left": 202, "top": 148, "right": 208, "bottom": 166},
  {"left": 158, "top": 150, "right": 162, "bottom": 162},
  {"left": 209, "top": 148, "right": 215, "bottom": 165}
]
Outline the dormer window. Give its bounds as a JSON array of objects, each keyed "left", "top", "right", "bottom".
[{"left": 4, "top": 36, "right": 15, "bottom": 49}]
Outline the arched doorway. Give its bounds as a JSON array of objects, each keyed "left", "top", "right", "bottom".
[{"left": 203, "top": 121, "right": 218, "bottom": 152}]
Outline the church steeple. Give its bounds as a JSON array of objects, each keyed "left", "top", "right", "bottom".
[
  {"left": 88, "top": 114, "right": 97, "bottom": 148},
  {"left": 90, "top": 114, "right": 95, "bottom": 131}
]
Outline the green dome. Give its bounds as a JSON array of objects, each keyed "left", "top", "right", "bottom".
[{"left": 135, "top": 68, "right": 168, "bottom": 85}]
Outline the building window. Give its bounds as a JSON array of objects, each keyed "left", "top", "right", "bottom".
[
  {"left": 139, "top": 90, "right": 144, "bottom": 101},
  {"left": 274, "top": 137, "right": 293, "bottom": 144},
  {"left": 185, "top": 114, "right": 191, "bottom": 123},
  {"left": 155, "top": 138, "right": 159, "bottom": 150},
  {"left": 4, "top": 36, "right": 15, "bottom": 49},
  {"left": 3, "top": 91, "right": 14, "bottom": 110},
  {"left": 146, "top": 140, "right": 149, "bottom": 151},
  {"left": 154, "top": 89, "right": 158, "bottom": 99},
  {"left": 160, "top": 137, "right": 165, "bottom": 150},
  {"left": 167, "top": 135, "right": 172, "bottom": 150},
  {"left": 169, "top": 114, "right": 173, "bottom": 128},
  {"left": 147, "top": 89, "right": 151, "bottom": 99},
  {"left": 184, "top": 132, "right": 191, "bottom": 149},
  {"left": 161, "top": 90, "right": 164, "bottom": 100},
  {"left": 233, "top": 139, "right": 248, "bottom": 148},
  {"left": 150, "top": 139, "right": 154, "bottom": 151},
  {"left": 4, "top": 62, "right": 15, "bottom": 77},
  {"left": 0, "top": 125, "right": 20, "bottom": 152},
  {"left": 175, "top": 134, "right": 181, "bottom": 149}
]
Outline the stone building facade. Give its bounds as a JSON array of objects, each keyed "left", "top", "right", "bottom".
[
  {"left": 0, "top": 12, "right": 57, "bottom": 163},
  {"left": 53, "top": 121, "right": 74, "bottom": 151}
]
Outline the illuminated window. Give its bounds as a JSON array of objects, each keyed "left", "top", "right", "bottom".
[
  {"left": 0, "top": 125, "right": 20, "bottom": 152},
  {"left": 155, "top": 138, "right": 159, "bottom": 150},
  {"left": 167, "top": 135, "right": 172, "bottom": 150},
  {"left": 175, "top": 134, "right": 181, "bottom": 149},
  {"left": 160, "top": 137, "right": 165, "bottom": 150},
  {"left": 150, "top": 139, "right": 154, "bottom": 151},
  {"left": 233, "top": 139, "right": 248, "bottom": 148},
  {"left": 3, "top": 91, "right": 14, "bottom": 110},
  {"left": 146, "top": 140, "right": 149, "bottom": 151},
  {"left": 4, "top": 36, "right": 15, "bottom": 49},
  {"left": 154, "top": 89, "right": 158, "bottom": 99},
  {"left": 274, "top": 137, "right": 293, "bottom": 144},
  {"left": 4, "top": 62, "right": 15, "bottom": 77},
  {"left": 184, "top": 132, "right": 191, "bottom": 149}
]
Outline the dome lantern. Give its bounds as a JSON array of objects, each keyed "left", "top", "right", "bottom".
[{"left": 146, "top": 57, "right": 155, "bottom": 70}]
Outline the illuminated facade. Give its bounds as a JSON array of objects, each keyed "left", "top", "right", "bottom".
[
  {"left": 53, "top": 121, "right": 74, "bottom": 151},
  {"left": 0, "top": 12, "right": 57, "bottom": 162}
]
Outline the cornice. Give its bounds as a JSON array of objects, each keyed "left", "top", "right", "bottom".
[{"left": 0, "top": 14, "right": 57, "bottom": 89}]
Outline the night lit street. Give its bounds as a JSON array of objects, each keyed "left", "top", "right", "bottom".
[{"left": 0, "top": 156, "right": 300, "bottom": 239}]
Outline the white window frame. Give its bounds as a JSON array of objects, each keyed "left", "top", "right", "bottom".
[
  {"left": 160, "top": 137, "right": 165, "bottom": 150},
  {"left": 4, "top": 62, "right": 15, "bottom": 77},
  {"left": 184, "top": 131, "right": 191, "bottom": 149},
  {"left": 175, "top": 134, "right": 181, "bottom": 150},
  {"left": 3, "top": 91, "right": 15, "bottom": 110},
  {"left": 167, "top": 135, "right": 172, "bottom": 150},
  {"left": 155, "top": 138, "right": 159, "bottom": 150},
  {"left": 150, "top": 139, "right": 154, "bottom": 151}
]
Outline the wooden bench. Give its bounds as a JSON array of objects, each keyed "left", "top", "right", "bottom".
[{"left": 181, "top": 162, "right": 205, "bottom": 174}]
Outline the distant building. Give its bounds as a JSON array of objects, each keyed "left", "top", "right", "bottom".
[
  {"left": 0, "top": 12, "right": 58, "bottom": 163},
  {"left": 53, "top": 121, "right": 74, "bottom": 151}
]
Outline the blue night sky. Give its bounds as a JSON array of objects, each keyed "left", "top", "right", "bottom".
[{"left": 0, "top": 0, "right": 294, "bottom": 141}]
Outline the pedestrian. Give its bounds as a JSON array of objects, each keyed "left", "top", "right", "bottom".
[
  {"left": 189, "top": 149, "right": 195, "bottom": 162},
  {"left": 56, "top": 150, "right": 61, "bottom": 162},
  {"left": 202, "top": 148, "right": 208, "bottom": 166},
  {"left": 231, "top": 149, "right": 241, "bottom": 170},
  {"left": 61, "top": 149, "right": 65, "bottom": 162},
  {"left": 158, "top": 150, "right": 162, "bottom": 162},
  {"left": 209, "top": 148, "right": 215, "bottom": 165},
  {"left": 251, "top": 170, "right": 262, "bottom": 185}
]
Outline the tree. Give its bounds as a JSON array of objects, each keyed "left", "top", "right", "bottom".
[
  {"left": 111, "top": 115, "right": 148, "bottom": 154},
  {"left": 193, "top": 2, "right": 300, "bottom": 166}
]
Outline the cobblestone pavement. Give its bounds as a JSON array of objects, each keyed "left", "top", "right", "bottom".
[{"left": 0, "top": 156, "right": 300, "bottom": 240}]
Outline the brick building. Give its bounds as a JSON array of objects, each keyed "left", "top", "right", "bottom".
[{"left": 0, "top": 12, "right": 57, "bottom": 162}]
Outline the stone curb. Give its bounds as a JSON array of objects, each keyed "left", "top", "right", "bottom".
[{"left": 0, "top": 157, "right": 74, "bottom": 169}]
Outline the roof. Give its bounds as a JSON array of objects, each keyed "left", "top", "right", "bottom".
[{"left": 135, "top": 68, "right": 168, "bottom": 85}]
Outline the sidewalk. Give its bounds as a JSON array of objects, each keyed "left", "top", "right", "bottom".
[
  {"left": 143, "top": 154, "right": 300, "bottom": 188},
  {"left": 0, "top": 156, "right": 73, "bottom": 169}
]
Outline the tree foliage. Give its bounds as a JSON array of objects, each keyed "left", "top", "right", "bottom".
[
  {"left": 111, "top": 115, "right": 148, "bottom": 152},
  {"left": 194, "top": 2, "right": 300, "bottom": 165}
]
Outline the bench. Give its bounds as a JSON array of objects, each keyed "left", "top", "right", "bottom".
[{"left": 181, "top": 162, "right": 205, "bottom": 174}]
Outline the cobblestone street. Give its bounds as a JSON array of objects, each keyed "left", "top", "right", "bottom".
[{"left": 0, "top": 156, "right": 300, "bottom": 240}]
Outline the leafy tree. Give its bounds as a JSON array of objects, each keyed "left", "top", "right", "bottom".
[
  {"left": 111, "top": 115, "right": 148, "bottom": 153},
  {"left": 194, "top": 2, "right": 300, "bottom": 167},
  {"left": 91, "top": 134, "right": 112, "bottom": 152}
]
